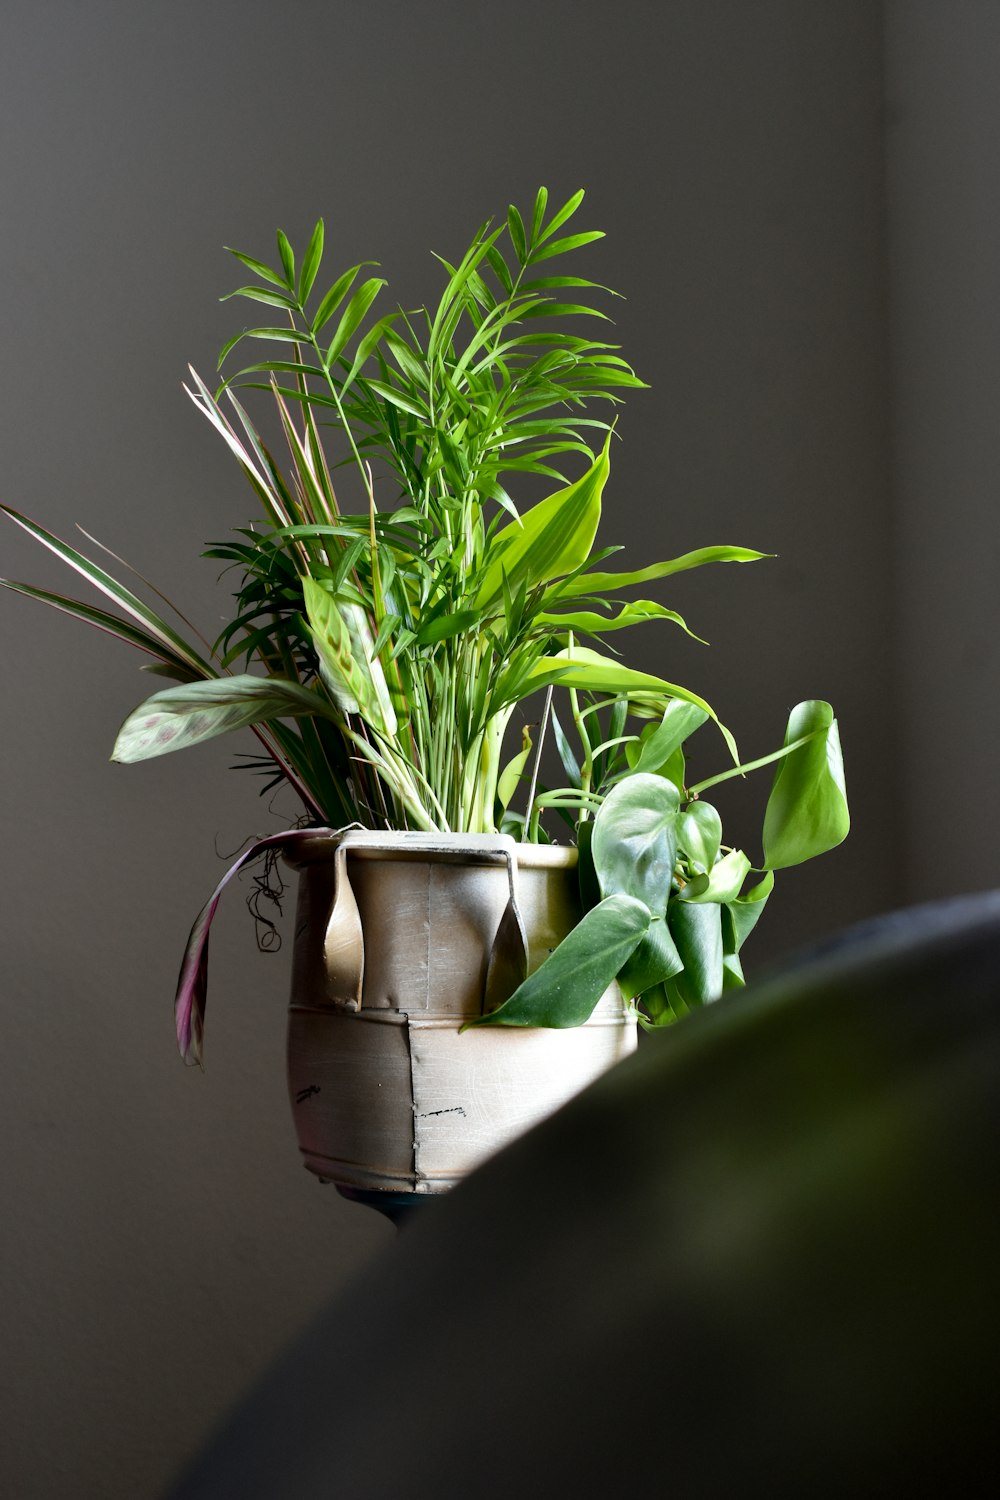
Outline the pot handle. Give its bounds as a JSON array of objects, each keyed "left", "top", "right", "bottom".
[
  {"left": 320, "top": 831, "right": 528, "bottom": 1013},
  {"left": 323, "top": 841, "right": 365, "bottom": 1010}
]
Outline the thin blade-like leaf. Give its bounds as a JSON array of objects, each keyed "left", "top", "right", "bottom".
[
  {"left": 299, "top": 219, "right": 325, "bottom": 304},
  {"left": 557, "top": 546, "right": 768, "bottom": 599},
  {"left": 175, "top": 827, "right": 334, "bottom": 1065},
  {"left": 0, "top": 504, "right": 211, "bottom": 674},
  {"left": 0, "top": 579, "right": 204, "bottom": 679}
]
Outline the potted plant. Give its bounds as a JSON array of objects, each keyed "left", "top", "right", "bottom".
[{"left": 1, "top": 188, "right": 849, "bottom": 1203}]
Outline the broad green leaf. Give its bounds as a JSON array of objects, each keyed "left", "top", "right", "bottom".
[
  {"left": 112, "top": 674, "right": 328, "bottom": 763},
  {"left": 500, "top": 645, "right": 732, "bottom": 757},
  {"left": 678, "top": 800, "right": 722, "bottom": 872},
  {"left": 722, "top": 952, "right": 746, "bottom": 990},
  {"left": 342, "top": 601, "right": 397, "bottom": 737},
  {"left": 466, "top": 893, "right": 650, "bottom": 1029},
  {"left": 303, "top": 578, "right": 370, "bottom": 720},
  {"left": 722, "top": 870, "right": 774, "bottom": 954},
  {"left": 668, "top": 898, "right": 723, "bottom": 1005},
  {"left": 576, "top": 817, "right": 601, "bottom": 913},
  {"left": 762, "top": 701, "right": 849, "bottom": 869},
  {"left": 633, "top": 700, "right": 710, "bottom": 775},
  {"left": 475, "top": 436, "right": 611, "bottom": 606},
  {"left": 638, "top": 982, "right": 685, "bottom": 1026},
  {"left": 592, "top": 772, "right": 680, "bottom": 917},
  {"left": 618, "top": 915, "right": 684, "bottom": 1001},
  {"left": 558, "top": 545, "right": 768, "bottom": 599},
  {"left": 681, "top": 848, "right": 752, "bottom": 904}
]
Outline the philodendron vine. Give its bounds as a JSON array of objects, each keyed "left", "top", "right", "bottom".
[{"left": 0, "top": 189, "right": 849, "bottom": 1063}]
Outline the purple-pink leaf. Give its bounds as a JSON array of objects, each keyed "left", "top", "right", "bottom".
[{"left": 175, "top": 827, "right": 334, "bottom": 1066}]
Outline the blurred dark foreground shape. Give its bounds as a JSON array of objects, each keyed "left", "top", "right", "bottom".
[{"left": 167, "top": 893, "right": 1000, "bottom": 1497}]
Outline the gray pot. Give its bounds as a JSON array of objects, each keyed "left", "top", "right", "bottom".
[{"left": 285, "top": 830, "right": 636, "bottom": 1195}]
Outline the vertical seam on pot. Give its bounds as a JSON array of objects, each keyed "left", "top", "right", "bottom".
[{"left": 410, "top": 859, "right": 432, "bottom": 1190}]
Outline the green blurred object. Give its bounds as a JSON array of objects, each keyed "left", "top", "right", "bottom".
[{"left": 168, "top": 891, "right": 1000, "bottom": 1498}]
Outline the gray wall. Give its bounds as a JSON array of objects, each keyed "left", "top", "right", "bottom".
[
  {"left": 0, "top": 2, "right": 983, "bottom": 1495},
  {"left": 884, "top": 2, "right": 1000, "bottom": 902}
]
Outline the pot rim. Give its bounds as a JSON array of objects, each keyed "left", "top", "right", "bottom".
[{"left": 282, "top": 827, "right": 578, "bottom": 871}]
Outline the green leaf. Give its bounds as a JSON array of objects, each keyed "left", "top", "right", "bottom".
[
  {"left": 303, "top": 577, "right": 371, "bottom": 720},
  {"left": 225, "top": 246, "right": 289, "bottom": 289},
  {"left": 497, "top": 724, "right": 533, "bottom": 812},
  {"left": 538, "top": 599, "right": 703, "bottom": 641},
  {"left": 363, "top": 378, "right": 430, "bottom": 420},
  {"left": 678, "top": 800, "right": 722, "bottom": 873},
  {"left": 220, "top": 285, "right": 299, "bottom": 310},
  {"left": 299, "top": 219, "right": 324, "bottom": 304},
  {"left": 415, "top": 608, "right": 481, "bottom": 646},
  {"left": 632, "top": 700, "right": 710, "bottom": 774},
  {"left": 551, "top": 709, "right": 582, "bottom": 789},
  {"left": 503, "top": 645, "right": 728, "bottom": 754},
  {"left": 310, "top": 262, "right": 368, "bottom": 335},
  {"left": 618, "top": 915, "right": 684, "bottom": 1001},
  {"left": 558, "top": 545, "right": 768, "bottom": 599},
  {"left": 592, "top": 771, "right": 680, "bottom": 919},
  {"left": 476, "top": 436, "right": 611, "bottom": 606},
  {"left": 530, "top": 230, "right": 605, "bottom": 263},
  {"left": 668, "top": 898, "right": 723, "bottom": 1005},
  {"left": 112, "top": 675, "right": 328, "bottom": 762},
  {"left": 722, "top": 870, "right": 774, "bottom": 954},
  {"left": 529, "top": 186, "right": 549, "bottom": 247},
  {"left": 466, "top": 893, "right": 650, "bottom": 1029},
  {"left": 277, "top": 229, "right": 295, "bottom": 286},
  {"left": 762, "top": 701, "right": 850, "bottom": 869},
  {"left": 0, "top": 504, "right": 211, "bottom": 675},
  {"left": 536, "top": 188, "right": 585, "bottom": 244},
  {"left": 325, "top": 277, "right": 386, "bottom": 366},
  {"left": 0, "top": 578, "right": 200, "bottom": 676},
  {"left": 507, "top": 203, "right": 527, "bottom": 263},
  {"left": 681, "top": 848, "right": 752, "bottom": 904}
]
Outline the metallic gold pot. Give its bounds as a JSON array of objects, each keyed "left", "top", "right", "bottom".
[{"left": 284, "top": 830, "right": 636, "bottom": 1196}]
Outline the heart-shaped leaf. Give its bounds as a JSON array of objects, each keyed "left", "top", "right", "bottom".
[
  {"left": 591, "top": 773, "right": 680, "bottom": 917},
  {"left": 763, "top": 701, "right": 849, "bottom": 869},
  {"left": 467, "top": 893, "right": 650, "bottom": 1029}
]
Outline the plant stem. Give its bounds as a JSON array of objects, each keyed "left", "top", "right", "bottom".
[
  {"left": 523, "top": 684, "right": 554, "bottom": 840},
  {"left": 688, "top": 728, "right": 821, "bottom": 797}
]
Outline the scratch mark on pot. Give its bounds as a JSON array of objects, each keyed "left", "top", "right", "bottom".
[
  {"left": 296, "top": 1085, "right": 321, "bottom": 1103},
  {"left": 414, "top": 1106, "right": 467, "bottom": 1119}
]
